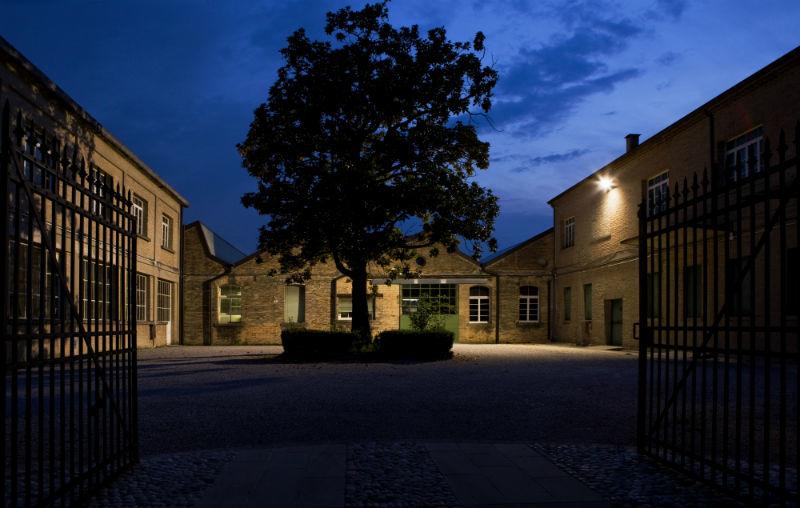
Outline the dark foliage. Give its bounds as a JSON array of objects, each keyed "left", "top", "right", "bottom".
[
  {"left": 376, "top": 330, "right": 454, "bottom": 359},
  {"left": 239, "top": 1, "right": 499, "bottom": 339},
  {"left": 281, "top": 329, "right": 358, "bottom": 357}
]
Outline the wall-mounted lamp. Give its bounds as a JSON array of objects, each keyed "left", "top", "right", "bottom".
[{"left": 598, "top": 176, "right": 615, "bottom": 192}]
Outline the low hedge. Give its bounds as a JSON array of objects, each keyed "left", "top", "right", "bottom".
[
  {"left": 376, "top": 330, "right": 454, "bottom": 358},
  {"left": 281, "top": 329, "right": 358, "bottom": 356}
]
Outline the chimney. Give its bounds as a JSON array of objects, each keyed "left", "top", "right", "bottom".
[{"left": 625, "top": 133, "right": 640, "bottom": 153}]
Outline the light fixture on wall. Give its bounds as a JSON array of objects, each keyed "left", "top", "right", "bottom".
[{"left": 598, "top": 175, "right": 615, "bottom": 192}]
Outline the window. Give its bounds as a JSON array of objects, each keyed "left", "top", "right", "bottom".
[
  {"left": 10, "top": 242, "right": 61, "bottom": 320},
  {"left": 563, "top": 287, "right": 572, "bottom": 322},
  {"left": 401, "top": 284, "right": 457, "bottom": 315},
  {"left": 469, "top": 286, "right": 490, "bottom": 323},
  {"left": 518, "top": 286, "right": 539, "bottom": 322},
  {"left": 90, "top": 167, "right": 112, "bottom": 219},
  {"left": 725, "top": 127, "right": 764, "bottom": 180},
  {"left": 284, "top": 285, "right": 305, "bottom": 323},
  {"left": 161, "top": 214, "right": 173, "bottom": 250},
  {"left": 338, "top": 296, "right": 376, "bottom": 320},
  {"left": 157, "top": 279, "right": 173, "bottom": 322},
  {"left": 684, "top": 265, "right": 702, "bottom": 318},
  {"left": 219, "top": 285, "right": 242, "bottom": 324},
  {"left": 726, "top": 257, "right": 752, "bottom": 316},
  {"left": 647, "top": 272, "right": 661, "bottom": 319},
  {"left": 136, "top": 273, "right": 149, "bottom": 322},
  {"left": 82, "top": 258, "right": 113, "bottom": 321},
  {"left": 132, "top": 195, "right": 148, "bottom": 237},
  {"left": 563, "top": 217, "right": 575, "bottom": 248},
  {"left": 647, "top": 171, "right": 670, "bottom": 216},
  {"left": 583, "top": 283, "right": 592, "bottom": 321}
]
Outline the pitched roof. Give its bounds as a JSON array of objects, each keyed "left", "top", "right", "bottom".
[
  {"left": 188, "top": 221, "right": 248, "bottom": 265},
  {"left": 482, "top": 227, "right": 554, "bottom": 266}
]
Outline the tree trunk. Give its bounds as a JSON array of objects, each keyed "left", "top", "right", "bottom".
[{"left": 350, "top": 264, "right": 372, "bottom": 341}]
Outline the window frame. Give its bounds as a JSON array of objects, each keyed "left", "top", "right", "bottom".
[
  {"left": 284, "top": 284, "right": 306, "bottom": 323},
  {"left": 218, "top": 284, "right": 243, "bottom": 324},
  {"left": 647, "top": 171, "right": 670, "bottom": 216},
  {"left": 725, "top": 126, "right": 764, "bottom": 180},
  {"left": 563, "top": 286, "right": 572, "bottom": 322},
  {"left": 562, "top": 217, "right": 575, "bottom": 249},
  {"left": 156, "top": 278, "right": 173, "bottom": 323},
  {"left": 518, "top": 285, "right": 540, "bottom": 323},
  {"left": 468, "top": 286, "right": 490, "bottom": 324},
  {"left": 160, "top": 213, "right": 173, "bottom": 251},
  {"left": 136, "top": 272, "right": 149, "bottom": 322},
  {"left": 583, "top": 283, "right": 592, "bottom": 321},
  {"left": 132, "top": 194, "right": 148, "bottom": 238}
]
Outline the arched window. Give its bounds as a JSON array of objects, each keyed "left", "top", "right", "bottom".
[
  {"left": 469, "top": 286, "right": 490, "bottom": 323},
  {"left": 519, "top": 286, "right": 539, "bottom": 322},
  {"left": 219, "top": 285, "right": 242, "bottom": 324}
]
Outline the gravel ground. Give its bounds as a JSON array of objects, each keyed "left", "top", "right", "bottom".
[
  {"left": 532, "top": 443, "right": 744, "bottom": 508},
  {"left": 346, "top": 442, "right": 459, "bottom": 507},
  {"left": 136, "top": 344, "right": 639, "bottom": 456}
]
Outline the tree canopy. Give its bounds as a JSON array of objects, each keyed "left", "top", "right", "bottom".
[{"left": 239, "top": 0, "right": 499, "bottom": 337}]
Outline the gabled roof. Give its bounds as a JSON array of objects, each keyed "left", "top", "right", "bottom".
[
  {"left": 186, "top": 221, "right": 247, "bottom": 265},
  {"left": 547, "top": 43, "right": 800, "bottom": 206},
  {"left": 0, "top": 36, "right": 189, "bottom": 207},
  {"left": 482, "top": 227, "right": 554, "bottom": 266}
]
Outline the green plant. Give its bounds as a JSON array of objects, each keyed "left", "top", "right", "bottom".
[
  {"left": 409, "top": 298, "right": 445, "bottom": 331},
  {"left": 376, "top": 330, "right": 454, "bottom": 359}
]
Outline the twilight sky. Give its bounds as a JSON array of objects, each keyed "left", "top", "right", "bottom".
[{"left": 2, "top": 0, "right": 799, "bottom": 254}]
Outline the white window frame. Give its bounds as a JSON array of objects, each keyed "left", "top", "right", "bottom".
[
  {"left": 647, "top": 171, "right": 670, "bottom": 216},
  {"left": 161, "top": 214, "right": 172, "bottom": 250},
  {"left": 725, "top": 127, "right": 764, "bottom": 180},
  {"left": 132, "top": 195, "right": 147, "bottom": 237},
  {"left": 518, "top": 286, "right": 540, "bottom": 323},
  {"left": 337, "top": 295, "right": 353, "bottom": 320},
  {"left": 136, "top": 273, "right": 149, "bottom": 322},
  {"left": 469, "top": 286, "right": 490, "bottom": 323},
  {"left": 563, "top": 217, "right": 575, "bottom": 249}
]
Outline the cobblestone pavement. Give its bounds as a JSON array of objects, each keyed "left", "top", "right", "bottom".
[
  {"left": 89, "top": 441, "right": 745, "bottom": 507},
  {"left": 136, "top": 344, "right": 639, "bottom": 455},
  {"left": 532, "top": 443, "right": 744, "bottom": 508}
]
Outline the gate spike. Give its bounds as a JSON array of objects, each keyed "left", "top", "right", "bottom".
[
  {"left": 778, "top": 129, "right": 787, "bottom": 163},
  {"left": 692, "top": 172, "right": 699, "bottom": 196},
  {"left": 673, "top": 181, "right": 680, "bottom": 206}
]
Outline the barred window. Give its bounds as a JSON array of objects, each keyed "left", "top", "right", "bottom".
[
  {"left": 157, "top": 279, "right": 173, "bottom": 322},
  {"left": 469, "top": 286, "right": 490, "bottom": 323},
  {"left": 136, "top": 273, "right": 149, "bottom": 322},
  {"left": 82, "top": 258, "right": 113, "bottom": 321},
  {"left": 219, "top": 285, "right": 242, "bottom": 324},
  {"left": 518, "top": 286, "right": 539, "bottom": 322}
]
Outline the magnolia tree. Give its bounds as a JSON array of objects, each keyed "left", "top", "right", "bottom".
[{"left": 239, "top": 1, "right": 499, "bottom": 338}]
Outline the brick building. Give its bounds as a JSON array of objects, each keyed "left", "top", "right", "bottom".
[
  {"left": 1, "top": 37, "right": 188, "bottom": 348},
  {"left": 548, "top": 45, "right": 800, "bottom": 348},
  {"left": 182, "top": 222, "right": 553, "bottom": 345}
]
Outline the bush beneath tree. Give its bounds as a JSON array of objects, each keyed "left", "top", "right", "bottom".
[
  {"left": 281, "top": 329, "right": 357, "bottom": 357},
  {"left": 376, "top": 330, "right": 454, "bottom": 359}
]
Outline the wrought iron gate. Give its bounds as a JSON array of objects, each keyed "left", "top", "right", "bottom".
[
  {"left": 637, "top": 123, "right": 799, "bottom": 505},
  {"left": 2, "top": 99, "right": 138, "bottom": 507}
]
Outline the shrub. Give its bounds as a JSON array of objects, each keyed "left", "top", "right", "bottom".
[
  {"left": 376, "top": 330, "right": 454, "bottom": 359},
  {"left": 281, "top": 329, "right": 357, "bottom": 357}
]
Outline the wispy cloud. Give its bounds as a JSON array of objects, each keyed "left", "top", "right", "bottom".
[{"left": 492, "top": 148, "right": 590, "bottom": 173}]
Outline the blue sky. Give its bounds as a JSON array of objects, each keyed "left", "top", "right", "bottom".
[{"left": 2, "top": 0, "right": 799, "bottom": 253}]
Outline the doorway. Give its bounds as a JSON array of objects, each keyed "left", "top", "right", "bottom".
[{"left": 605, "top": 299, "right": 623, "bottom": 346}]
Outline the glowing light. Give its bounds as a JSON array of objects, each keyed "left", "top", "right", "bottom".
[{"left": 598, "top": 176, "right": 615, "bottom": 192}]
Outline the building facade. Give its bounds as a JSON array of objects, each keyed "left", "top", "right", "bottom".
[
  {"left": 183, "top": 222, "right": 553, "bottom": 345},
  {"left": 1, "top": 37, "right": 188, "bottom": 348},
  {"left": 548, "top": 45, "right": 800, "bottom": 348}
]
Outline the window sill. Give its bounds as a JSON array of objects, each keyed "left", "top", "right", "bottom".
[
  {"left": 468, "top": 321, "right": 490, "bottom": 325},
  {"left": 160, "top": 246, "right": 175, "bottom": 254},
  {"left": 138, "top": 235, "right": 150, "bottom": 242},
  {"left": 517, "top": 321, "right": 541, "bottom": 326},
  {"left": 215, "top": 322, "right": 243, "bottom": 327}
]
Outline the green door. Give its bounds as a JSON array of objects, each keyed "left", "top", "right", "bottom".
[{"left": 609, "top": 299, "right": 623, "bottom": 346}]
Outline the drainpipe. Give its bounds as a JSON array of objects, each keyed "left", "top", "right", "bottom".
[
  {"left": 547, "top": 278, "right": 552, "bottom": 342},
  {"left": 178, "top": 218, "right": 185, "bottom": 345}
]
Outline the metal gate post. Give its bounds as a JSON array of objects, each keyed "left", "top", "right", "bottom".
[{"left": 637, "top": 190, "right": 649, "bottom": 454}]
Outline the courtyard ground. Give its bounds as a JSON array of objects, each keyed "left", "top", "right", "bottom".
[
  {"left": 88, "top": 344, "right": 741, "bottom": 507},
  {"left": 137, "top": 344, "right": 638, "bottom": 455}
]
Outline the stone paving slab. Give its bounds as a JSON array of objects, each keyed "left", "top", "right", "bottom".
[{"left": 191, "top": 442, "right": 608, "bottom": 508}]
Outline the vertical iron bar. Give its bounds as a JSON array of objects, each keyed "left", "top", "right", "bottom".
[
  {"left": 638, "top": 196, "right": 648, "bottom": 453},
  {"left": 1, "top": 99, "right": 11, "bottom": 508},
  {"left": 777, "top": 131, "right": 788, "bottom": 505},
  {"left": 763, "top": 140, "right": 773, "bottom": 504}
]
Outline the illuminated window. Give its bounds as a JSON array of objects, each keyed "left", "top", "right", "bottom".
[
  {"left": 469, "top": 286, "right": 490, "bottom": 323},
  {"left": 518, "top": 286, "right": 539, "bottom": 322},
  {"left": 219, "top": 285, "right": 242, "bottom": 324}
]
